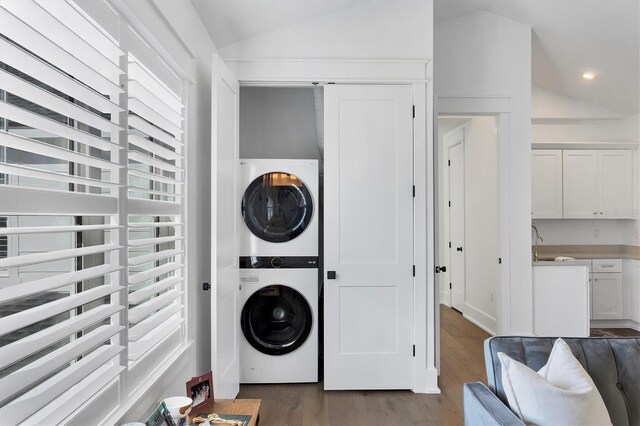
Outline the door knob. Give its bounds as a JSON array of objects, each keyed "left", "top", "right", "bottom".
[
  {"left": 327, "top": 271, "right": 336, "bottom": 280},
  {"left": 202, "top": 282, "right": 211, "bottom": 291},
  {"left": 457, "top": 247, "right": 463, "bottom": 252}
]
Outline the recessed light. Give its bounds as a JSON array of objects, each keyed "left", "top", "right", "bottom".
[{"left": 582, "top": 72, "right": 596, "bottom": 80}]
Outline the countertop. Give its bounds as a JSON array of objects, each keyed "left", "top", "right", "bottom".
[
  {"left": 534, "top": 245, "right": 640, "bottom": 261},
  {"left": 533, "top": 259, "right": 592, "bottom": 266}
]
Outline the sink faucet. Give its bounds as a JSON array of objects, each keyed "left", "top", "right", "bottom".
[{"left": 531, "top": 224, "right": 544, "bottom": 262}]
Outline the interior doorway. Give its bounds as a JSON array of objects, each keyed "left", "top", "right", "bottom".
[{"left": 436, "top": 115, "right": 500, "bottom": 335}]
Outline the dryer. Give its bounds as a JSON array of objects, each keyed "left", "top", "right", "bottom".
[
  {"left": 239, "top": 159, "right": 318, "bottom": 257},
  {"left": 239, "top": 259, "right": 318, "bottom": 383}
]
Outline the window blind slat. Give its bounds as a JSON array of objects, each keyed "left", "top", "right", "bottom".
[
  {"left": 27, "top": 363, "right": 125, "bottom": 426},
  {"left": 128, "top": 98, "right": 183, "bottom": 137},
  {"left": 1, "top": 1, "right": 123, "bottom": 82},
  {"left": 128, "top": 168, "right": 180, "bottom": 186},
  {"left": 0, "top": 38, "right": 122, "bottom": 115},
  {"left": 128, "top": 61, "right": 183, "bottom": 112},
  {"left": 128, "top": 80, "right": 184, "bottom": 126},
  {"left": 128, "top": 236, "right": 183, "bottom": 248},
  {"left": 0, "top": 224, "right": 121, "bottom": 237},
  {"left": 127, "top": 221, "right": 183, "bottom": 229},
  {"left": 127, "top": 317, "right": 182, "bottom": 361},
  {"left": 128, "top": 262, "right": 182, "bottom": 286},
  {"left": 0, "top": 305, "right": 123, "bottom": 370},
  {"left": 0, "top": 344, "right": 124, "bottom": 424},
  {"left": 128, "top": 249, "right": 183, "bottom": 266},
  {"left": 0, "top": 131, "right": 120, "bottom": 171},
  {"left": 0, "top": 186, "right": 118, "bottom": 215},
  {"left": 128, "top": 151, "right": 181, "bottom": 174},
  {"left": 128, "top": 115, "right": 182, "bottom": 150},
  {"left": 0, "top": 264, "right": 122, "bottom": 302},
  {"left": 129, "top": 304, "right": 182, "bottom": 341},
  {"left": 128, "top": 276, "right": 183, "bottom": 304},
  {"left": 128, "top": 133, "right": 182, "bottom": 161},
  {"left": 0, "top": 163, "right": 120, "bottom": 192},
  {"left": 0, "top": 285, "right": 124, "bottom": 336},
  {"left": 0, "top": 8, "right": 122, "bottom": 96},
  {"left": 128, "top": 187, "right": 181, "bottom": 199},
  {"left": 0, "top": 101, "right": 120, "bottom": 152},
  {"left": 0, "top": 69, "right": 122, "bottom": 134},
  {"left": 34, "top": 0, "right": 123, "bottom": 63},
  {"left": 0, "top": 324, "right": 123, "bottom": 402},
  {"left": 128, "top": 290, "right": 183, "bottom": 324},
  {"left": 0, "top": 243, "right": 121, "bottom": 269}
]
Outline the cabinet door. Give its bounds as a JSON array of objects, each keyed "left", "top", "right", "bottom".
[
  {"left": 598, "top": 150, "right": 633, "bottom": 218},
  {"left": 532, "top": 150, "right": 563, "bottom": 218},
  {"left": 563, "top": 150, "right": 598, "bottom": 218},
  {"left": 591, "top": 273, "right": 623, "bottom": 320}
]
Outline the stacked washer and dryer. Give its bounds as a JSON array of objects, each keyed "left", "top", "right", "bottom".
[{"left": 238, "top": 159, "right": 319, "bottom": 383}]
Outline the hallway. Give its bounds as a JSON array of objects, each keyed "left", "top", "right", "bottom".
[{"left": 237, "top": 306, "right": 490, "bottom": 425}]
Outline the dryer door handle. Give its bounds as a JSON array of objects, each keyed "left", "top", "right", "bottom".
[{"left": 327, "top": 271, "right": 337, "bottom": 280}]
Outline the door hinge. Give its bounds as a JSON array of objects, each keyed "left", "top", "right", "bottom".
[
  {"left": 412, "top": 185, "right": 415, "bottom": 197},
  {"left": 450, "top": 283, "right": 452, "bottom": 289},
  {"left": 412, "top": 105, "right": 415, "bottom": 118},
  {"left": 498, "top": 257, "right": 502, "bottom": 264},
  {"left": 412, "top": 265, "right": 416, "bottom": 276},
  {"left": 449, "top": 201, "right": 451, "bottom": 207},
  {"left": 448, "top": 159, "right": 451, "bottom": 166},
  {"left": 412, "top": 344, "right": 415, "bottom": 357},
  {"left": 449, "top": 242, "right": 452, "bottom": 248}
]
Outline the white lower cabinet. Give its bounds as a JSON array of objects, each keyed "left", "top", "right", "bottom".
[{"left": 590, "top": 259, "right": 624, "bottom": 321}]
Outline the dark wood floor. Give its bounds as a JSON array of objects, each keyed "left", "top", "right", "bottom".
[
  {"left": 237, "top": 306, "right": 490, "bottom": 425},
  {"left": 591, "top": 328, "right": 640, "bottom": 337}
]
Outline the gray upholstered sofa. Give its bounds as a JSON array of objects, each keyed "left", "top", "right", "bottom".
[{"left": 463, "top": 336, "right": 640, "bottom": 425}]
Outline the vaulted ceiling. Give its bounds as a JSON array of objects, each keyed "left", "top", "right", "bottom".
[{"left": 190, "top": 0, "right": 639, "bottom": 116}]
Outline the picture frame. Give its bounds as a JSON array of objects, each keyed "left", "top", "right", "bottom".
[{"left": 186, "top": 371, "right": 214, "bottom": 412}]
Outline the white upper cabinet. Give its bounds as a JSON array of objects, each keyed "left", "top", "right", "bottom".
[
  {"left": 532, "top": 150, "right": 563, "bottom": 218},
  {"left": 562, "top": 149, "right": 633, "bottom": 219},
  {"left": 563, "top": 150, "right": 599, "bottom": 218},
  {"left": 598, "top": 150, "right": 634, "bottom": 218}
]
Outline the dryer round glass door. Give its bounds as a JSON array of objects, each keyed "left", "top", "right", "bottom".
[
  {"left": 241, "top": 172, "right": 313, "bottom": 243},
  {"left": 241, "top": 285, "right": 313, "bottom": 355}
]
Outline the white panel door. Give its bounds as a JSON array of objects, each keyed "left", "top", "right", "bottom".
[
  {"left": 531, "top": 150, "right": 563, "bottom": 219},
  {"left": 448, "top": 142, "right": 465, "bottom": 312},
  {"left": 598, "top": 150, "right": 633, "bottom": 218},
  {"left": 324, "top": 85, "right": 414, "bottom": 390},
  {"left": 563, "top": 150, "right": 598, "bottom": 218},
  {"left": 211, "top": 54, "right": 240, "bottom": 398},
  {"left": 591, "top": 273, "right": 623, "bottom": 320}
]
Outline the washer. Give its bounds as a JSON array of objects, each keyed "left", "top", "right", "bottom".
[
  {"left": 239, "top": 159, "right": 318, "bottom": 257},
  {"left": 239, "top": 259, "right": 318, "bottom": 383}
]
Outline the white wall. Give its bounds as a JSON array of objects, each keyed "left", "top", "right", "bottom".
[
  {"left": 219, "top": 1, "right": 433, "bottom": 60},
  {"left": 435, "top": 11, "right": 533, "bottom": 335},
  {"left": 239, "top": 87, "right": 320, "bottom": 159},
  {"left": 532, "top": 88, "right": 639, "bottom": 248}
]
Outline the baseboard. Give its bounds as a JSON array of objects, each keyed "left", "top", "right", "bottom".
[
  {"left": 590, "top": 319, "right": 640, "bottom": 331},
  {"left": 439, "top": 294, "right": 451, "bottom": 307},
  {"left": 463, "top": 304, "right": 497, "bottom": 336},
  {"left": 413, "top": 367, "right": 440, "bottom": 394}
]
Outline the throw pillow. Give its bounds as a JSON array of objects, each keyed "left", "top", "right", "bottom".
[{"left": 498, "top": 338, "right": 612, "bottom": 426}]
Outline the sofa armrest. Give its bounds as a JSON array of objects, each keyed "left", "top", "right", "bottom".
[{"left": 463, "top": 382, "right": 524, "bottom": 426}]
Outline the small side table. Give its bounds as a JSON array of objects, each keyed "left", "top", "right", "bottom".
[{"left": 187, "top": 399, "right": 261, "bottom": 426}]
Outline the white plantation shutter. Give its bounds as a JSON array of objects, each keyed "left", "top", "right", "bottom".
[
  {"left": 0, "top": 0, "right": 190, "bottom": 422},
  {"left": 126, "top": 49, "right": 186, "bottom": 365},
  {"left": 0, "top": 0, "right": 127, "bottom": 419}
]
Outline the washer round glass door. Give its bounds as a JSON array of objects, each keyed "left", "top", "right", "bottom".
[
  {"left": 241, "top": 285, "right": 313, "bottom": 355},
  {"left": 242, "top": 172, "right": 313, "bottom": 243}
]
